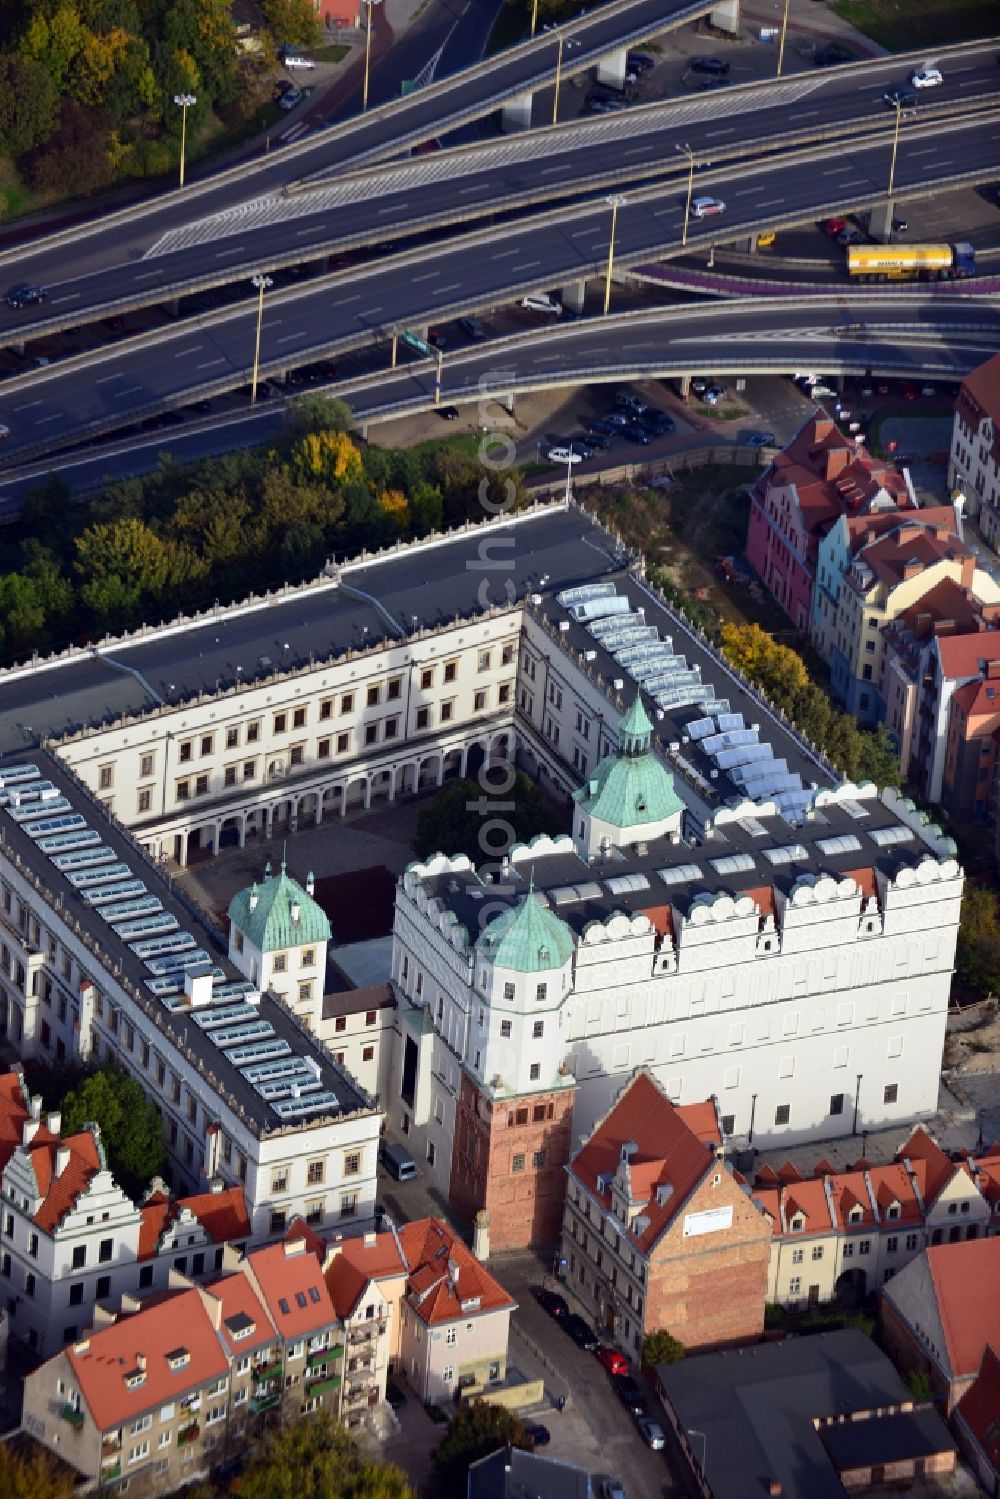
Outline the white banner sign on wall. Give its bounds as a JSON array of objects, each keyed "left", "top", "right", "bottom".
[{"left": 682, "top": 1205, "right": 734, "bottom": 1238}]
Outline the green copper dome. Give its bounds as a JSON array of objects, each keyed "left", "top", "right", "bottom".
[
  {"left": 476, "top": 892, "right": 575, "bottom": 973},
  {"left": 573, "top": 697, "right": 684, "bottom": 830},
  {"left": 227, "top": 863, "right": 332, "bottom": 953}
]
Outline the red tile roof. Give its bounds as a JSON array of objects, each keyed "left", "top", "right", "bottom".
[
  {"left": 0, "top": 1071, "right": 28, "bottom": 1173},
  {"left": 937, "top": 632, "right": 1000, "bottom": 682},
  {"left": 247, "top": 1240, "right": 337, "bottom": 1340},
  {"left": 570, "top": 1070, "right": 718, "bottom": 1255},
  {"left": 67, "top": 1287, "right": 230, "bottom": 1431},
  {"left": 206, "top": 1270, "right": 277, "bottom": 1359},
  {"left": 761, "top": 415, "right": 912, "bottom": 546},
  {"left": 137, "top": 1187, "right": 249, "bottom": 1261},
  {"left": 31, "top": 1127, "right": 103, "bottom": 1235},
  {"left": 283, "top": 1217, "right": 327, "bottom": 1261},
  {"left": 926, "top": 1237, "right": 1000, "bottom": 1377},
  {"left": 899, "top": 1127, "right": 958, "bottom": 1209},
  {"left": 957, "top": 1344, "right": 1000, "bottom": 1474},
  {"left": 397, "top": 1219, "right": 514, "bottom": 1327},
  {"left": 851, "top": 523, "right": 969, "bottom": 592},
  {"left": 325, "top": 1233, "right": 407, "bottom": 1320},
  {"left": 844, "top": 505, "right": 959, "bottom": 558},
  {"left": 959, "top": 353, "right": 1000, "bottom": 425},
  {"left": 950, "top": 677, "right": 1000, "bottom": 730}
]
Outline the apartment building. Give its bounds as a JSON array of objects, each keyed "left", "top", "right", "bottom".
[
  {"left": 948, "top": 352, "right": 1000, "bottom": 547},
  {"left": 22, "top": 1234, "right": 344, "bottom": 1495},
  {"left": 747, "top": 412, "right": 912, "bottom": 631},
  {"left": 561, "top": 1070, "right": 771, "bottom": 1355},
  {"left": 0, "top": 1067, "right": 249, "bottom": 1357},
  {"left": 754, "top": 1126, "right": 1000, "bottom": 1311}
]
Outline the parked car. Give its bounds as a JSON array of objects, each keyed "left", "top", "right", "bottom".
[
  {"left": 380, "top": 1141, "right": 418, "bottom": 1179},
  {"left": 534, "top": 1287, "right": 569, "bottom": 1319},
  {"left": 912, "top": 65, "right": 943, "bottom": 88},
  {"left": 427, "top": 328, "right": 446, "bottom": 349},
  {"left": 636, "top": 1417, "right": 666, "bottom": 1451},
  {"left": 436, "top": 405, "right": 460, "bottom": 421},
  {"left": 639, "top": 410, "right": 675, "bottom": 434},
  {"left": 589, "top": 94, "right": 629, "bottom": 113},
  {"left": 899, "top": 380, "right": 920, "bottom": 400},
  {"left": 596, "top": 1347, "right": 630, "bottom": 1376},
  {"left": 521, "top": 294, "right": 563, "bottom": 316},
  {"left": 690, "top": 55, "right": 729, "bottom": 75},
  {"left": 459, "top": 317, "right": 487, "bottom": 340},
  {"left": 701, "top": 384, "right": 727, "bottom": 405},
  {"left": 838, "top": 227, "right": 864, "bottom": 246},
  {"left": 821, "top": 217, "right": 847, "bottom": 237},
  {"left": 815, "top": 43, "right": 856, "bottom": 66},
  {"left": 547, "top": 446, "right": 584, "bottom": 464},
  {"left": 615, "top": 390, "right": 649, "bottom": 416},
  {"left": 277, "top": 87, "right": 304, "bottom": 110},
  {"left": 282, "top": 53, "right": 316, "bottom": 69},
  {"left": 602, "top": 1483, "right": 627, "bottom": 1499},
  {"left": 6, "top": 284, "right": 46, "bottom": 309},
  {"left": 920, "top": 383, "right": 937, "bottom": 396},
  {"left": 577, "top": 428, "right": 611, "bottom": 449},
  {"left": 620, "top": 422, "right": 651, "bottom": 445},
  {"left": 524, "top": 1422, "right": 551, "bottom": 1447},
  {"left": 691, "top": 195, "right": 725, "bottom": 218},
  {"left": 892, "top": 216, "right": 909, "bottom": 233},
  {"left": 584, "top": 417, "right": 618, "bottom": 437},
  {"left": 745, "top": 430, "right": 776, "bottom": 447},
  {"left": 604, "top": 411, "right": 631, "bottom": 428},
  {"left": 611, "top": 1374, "right": 646, "bottom": 1414},
  {"left": 691, "top": 377, "right": 711, "bottom": 395},
  {"left": 627, "top": 51, "right": 655, "bottom": 71},
  {"left": 563, "top": 1313, "right": 599, "bottom": 1351}
]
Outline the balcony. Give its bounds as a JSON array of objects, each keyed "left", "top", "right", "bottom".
[
  {"left": 100, "top": 1461, "right": 122, "bottom": 1483},
  {"left": 61, "top": 1404, "right": 84, "bottom": 1429},
  {"left": 177, "top": 1423, "right": 200, "bottom": 1447},
  {"left": 249, "top": 1391, "right": 281, "bottom": 1415},
  {"left": 101, "top": 1434, "right": 121, "bottom": 1454},
  {"left": 348, "top": 1320, "right": 386, "bottom": 1345},
  {"left": 253, "top": 1358, "right": 283, "bottom": 1383},
  {"left": 307, "top": 1350, "right": 333, "bottom": 1371},
  {"left": 307, "top": 1374, "right": 342, "bottom": 1397}
]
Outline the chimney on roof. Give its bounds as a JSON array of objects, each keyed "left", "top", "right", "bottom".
[
  {"left": 46, "top": 1111, "right": 61, "bottom": 1136},
  {"left": 363, "top": 1232, "right": 377, "bottom": 1248},
  {"left": 987, "top": 660, "right": 1000, "bottom": 681},
  {"left": 902, "top": 558, "right": 922, "bottom": 582},
  {"left": 136, "top": 1353, "right": 147, "bottom": 1373},
  {"left": 54, "top": 1145, "right": 72, "bottom": 1178},
  {"left": 22, "top": 1118, "right": 40, "bottom": 1147},
  {"left": 768, "top": 1483, "right": 783, "bottom": 1497},
  {"left": 621, "top": 1141, "right": 639, "bottom": 1164},
  {"left": 824, "top": 448, "right": 849, "bottom": 481},
  {"left": 960, "top": 555, "right": 975, "bottom": 590},
  {"left": 30, "top": 1095, "right": 42, "bottom": 1121},
  {"left": 448, "top": 1257, "right": 460, "bottom": 1286},
  {"left": 473, "top": 1209, "right": 490, "bottom": 1263}
]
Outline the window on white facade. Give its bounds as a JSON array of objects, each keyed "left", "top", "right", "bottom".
[
  {"left": 442, "top": 1365, "right": 455, "bottom": 1384},
  {"left": 445, "top": 1327, "right": 456, "bottom": 1346}
]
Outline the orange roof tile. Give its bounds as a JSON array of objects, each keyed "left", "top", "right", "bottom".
[
  {"left": 899, "top": 1127, "right": 958, "bottom": 1209},
  {"left": 959, "top": 353, "right": 1000, "bottom": 425},
  {"left": 283, "top": 1217, "right": 327, "bottom": 1261},
  {"left": 325, "top": 1233, "right": 407, "bottom": 1320},
  {"left": 957, "top": 1344, "right": 1000, "bottom": 1473},
  {"left": 247, "top": 1241, "right": 337, "bottom": 1340},
  {"left": 927, "top": 1238, "right": 1000, "bottom": 1378},
  {"left": 137, "top": 1187, "right": 249, "bottom": 1261},
  {"left": 843, "top": 866, "right": 877, "bottom": 900},
  {"left": 206, "top": 1270, "right": 276, "bottom": 1359},
  {"left": 67, "top": 1287, "right": 230, "bottom": 1431},
  {"left": 675, "top": 1100, "right": 721, "bottom": 1148},
  {"left": 937, "top": 633, "right": 1000, "bottom": 681},
  {"left": 397, "top": 1219, "right": 514, "bottom": 1327},
  {"left": 570, "top": 1071, "right": 717, "bottom": 1255},
  {"left": 0, "top": 1071, "right": 28, "bottom": 1173},
  {"left": 31, "top": 1128, "right": 103, "bottom": 1235}
]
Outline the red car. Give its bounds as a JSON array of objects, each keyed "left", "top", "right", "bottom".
[
  {"left": 596, "top": 1346, "right": 629, "bottom": 1376},
  {"left": 821, "top": 218, "right": 847, "bottom": 237}
]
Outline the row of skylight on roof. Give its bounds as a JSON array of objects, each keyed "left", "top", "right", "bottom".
[{"left": 0, "top": 762, "right": 341, "bottom": 1122}]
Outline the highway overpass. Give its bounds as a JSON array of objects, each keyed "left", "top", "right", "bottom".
[
  {"left": 2, "top": 110, "right": 999, "bottom": 464},
  {"left": 0, "top": 39, "right": 997, "bottom": 344}
]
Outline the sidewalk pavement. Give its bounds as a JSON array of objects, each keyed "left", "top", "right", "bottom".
[{"left": 742, "top": 0, "right": 888, "bottom": 56}]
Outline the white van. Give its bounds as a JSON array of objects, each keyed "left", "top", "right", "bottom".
[{"left": 520, "top": 294, "right": 563, "bottom": 316}]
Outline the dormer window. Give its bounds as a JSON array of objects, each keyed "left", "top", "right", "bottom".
[
  {"left": 848, "top": 1206, "right": 863, "bottom": 1224},
  {"left": 886, "top": 1204, "right": 900, "bottom": 1220},
  {"left": 165, "top": 1348, "right": 189, "bottom": 1372},
  {"left": 791, "top": 1215, "right": 804, "bottom": 1233},
  {"left": 125, "top": 1370, "right": 145, "bottom": 1389}
]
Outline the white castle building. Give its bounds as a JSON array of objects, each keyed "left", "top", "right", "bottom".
[{"left": 0, "top": 503, "right": 964, "bottom": 1256}]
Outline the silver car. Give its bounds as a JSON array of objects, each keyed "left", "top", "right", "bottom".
[{"left": 636, "top": 1416, "right": 666, "bottom": 1450}]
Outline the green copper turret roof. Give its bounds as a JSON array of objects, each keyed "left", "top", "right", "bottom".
[
  {"left": 476, "top": 892, "right": 575, "bottom": 972},
  {"left": 573, "top": 698, "right": 684, "bottom": 830},
  {"left": 227, "top": 864, "right": 331, "bottom": 952}
]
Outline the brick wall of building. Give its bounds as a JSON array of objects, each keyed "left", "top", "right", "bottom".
[
  {"left": 448, "top": 1075, "right": 575, "bottom": 1251},
  {"left": 645, "top": 1171, "right": 772, "bottom": 1351}
]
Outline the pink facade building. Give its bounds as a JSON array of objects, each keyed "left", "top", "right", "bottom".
[{"left": 747, "top": 414, "right": 913, "bottom": 630}]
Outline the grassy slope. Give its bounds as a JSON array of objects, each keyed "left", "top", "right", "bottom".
[{"left": 833, "top": 0, "right": 1000, "bottom": 50}]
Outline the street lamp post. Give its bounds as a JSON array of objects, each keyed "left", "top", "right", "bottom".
[
  {"left": 530, "top": 0, "right": 540, "bottom": 37},
  {"left": 603, "top": 194, "right": 627, "bottom": 316},
  {"left": 562, "top": 446, "right": 578, "bottom": 505},
  {"left": 363, "top": 0, "right": 384, "bottom": 113},
  {"left": 688, "top": 1428, "right": 708, "bottom": 1475},
  {"left": 887, "top": 96, "right": 903, "bottom": 200},
  {"left": 552, "top": 32, "right": 580, "bottom": 126},
  {"left": 250, "top": 274, "right": 273, "bottom": 405},
  {"left": 676, "top": 141, "right": 696, "bottom": 248},
  {"left": 434, "top": 347, "right": 444, "bottom": 406},
  {"left": 173, "top": 93, "right": 197, "bottom": 188},
  {"left": 776, "top": 0, "right": 791, "bottom": 77}
]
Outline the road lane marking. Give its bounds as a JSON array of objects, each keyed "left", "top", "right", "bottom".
[
  {"left": 35, "top": 413, "right": 62, "bottom": 425},
  {"left": 277, "top": 333, "right": 304, "bottom": 343},
  {"left": 435, "top": 284, "right": 460, "bottom": 293},
  {"left": 12, "top": 400, "right": 42, "bottom": 411},
  {"left": 412, "top": 272, "right": 438, "bottom": 281},
  {"left": 196, "top": 360, "right": 225, "bottom": 370},
  {"left": 492, "top": 249, "right": 519, "bottom": 257},
  {"left": 296, "top": 224, "right": 324, "bottom": 234},
  {"left": 330, "top": 295, "right": 361, "bottom": 305},
  {"left": 51, "top": 293, "right": 81, "bottom": 303},
  {"left": 173, "top": 348, "right": 203, "bottom": 358},
  {"left": 135, "top": 270, "right": 164, "bottom": 280},
  {"left": 215, "top": 246, "right": 245, "bottom": 257},
  {"left": 95, "top": 374, "right": 125, "bottom": 384}
]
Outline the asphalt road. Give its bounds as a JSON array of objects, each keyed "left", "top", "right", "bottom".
[
  {"left": 2, "top": 113, "right": 999, "bottom": 464},
  {"left": 0, "top": 0, "right": 714, "bottom": 298},
  {"left": 1, "top": 42, "right": 997, "bottom": 347}
]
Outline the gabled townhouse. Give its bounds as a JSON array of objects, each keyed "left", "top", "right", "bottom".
[
  {"left": 322, "top": 1215, "right": 516, "bottom": 1409},
  {"left": 948, "top": 351, "right": 1000, "bottom": 547},
  {"left": 561, "top": 1070, "right": 772, "bottom": 1356},
  {"left": 830, "top": 521, "right": 997, "bottom": 724},
  {"left": 747, "top": 412, "right": 912, "bottom": 631},
  {"left": 881, "top": 1235, "right": 1000, "bottom": 1413},
  {"left": 0, "top": 1068, "right": 250, "bottom": 1357},
  {"left": 236, "top": 1234, "right": 344, "bottom": 1422},
  {"left": 915, "top": 631, "right": 1000, "bottom": 804},
  {"left": 955, "top": 1344, "right": 1000, "bottom": 1496},
  {"left": 812, "top": 503, "right": 959, "bottom": 679},
  {"left": 879, "top": 576, "right": 1000, "bottom": 785},
  {"left": 753, "top": 1126, "right": 1000, "bottom": 1312}
]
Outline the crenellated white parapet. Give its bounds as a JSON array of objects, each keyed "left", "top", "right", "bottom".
[
  {"left": 509, "top": 834, "right": 576, "bottom": 864},
  {"left": 881, "top": 788, "right": 961, "bottom": 860},
  {"left": 404, "top": 853, "right": 475, "bottom": 887},
  {"left": 711, "top": 799, "right": 781, "bottom": 828},
  {"left": 786, "top": 873, "right": 868, "bottom": 907},
  {"left": 813, "top": 781, "right": 880, "bottom": 808},
  {"left": 580, "top": 911, "right": 654, "bottom": 944}
]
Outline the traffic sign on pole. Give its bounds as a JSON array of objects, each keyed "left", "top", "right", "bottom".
[{"left": 401, "top": 329, "right": 431, "bottom": 356}]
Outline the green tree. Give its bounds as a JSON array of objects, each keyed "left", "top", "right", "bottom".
[
  {"left": 641, "top": 1328, "right": 685, "bottom": 1367},
  {"left": 0, "top": 1442, "right": 76, "bottom": 1499},
  {"left": 234, "top": 1411, "right": 413, "bottom": 1499},
  {"left": 261, "top": 0, "right": 320, "bottom": 48},
  {"left": 286, "top": 393, "right": 352, "bottom": 437},
  {"left": 956, "top": 882, "right": 1000, "bottom": 1001},
  {"left": 0, "top": 573, "right": 49, "bottom": 660},
  {"left": 25, "top": 96, "right": 114, "bottom": 197},
  {"left": 432, "top": 1401, "right": 528, "bottom": 1495},
  {"left": 413, "top": 773, "right": 564, "bottom": 865},
  {"left": 409, "top": 480, "right": 444, "bottom": 537},
  {"left": 61, "top": 1067, "right": 166, "bottom": 1195},
  {"left": 0, "top": 51, "right": 59, "bottom": 156},
  {"left": 74, "top": 515, "right": 206, "bottom": 630},
  {"left": 906, "top": 1368, "right": 933, "bottom": 1401}
]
